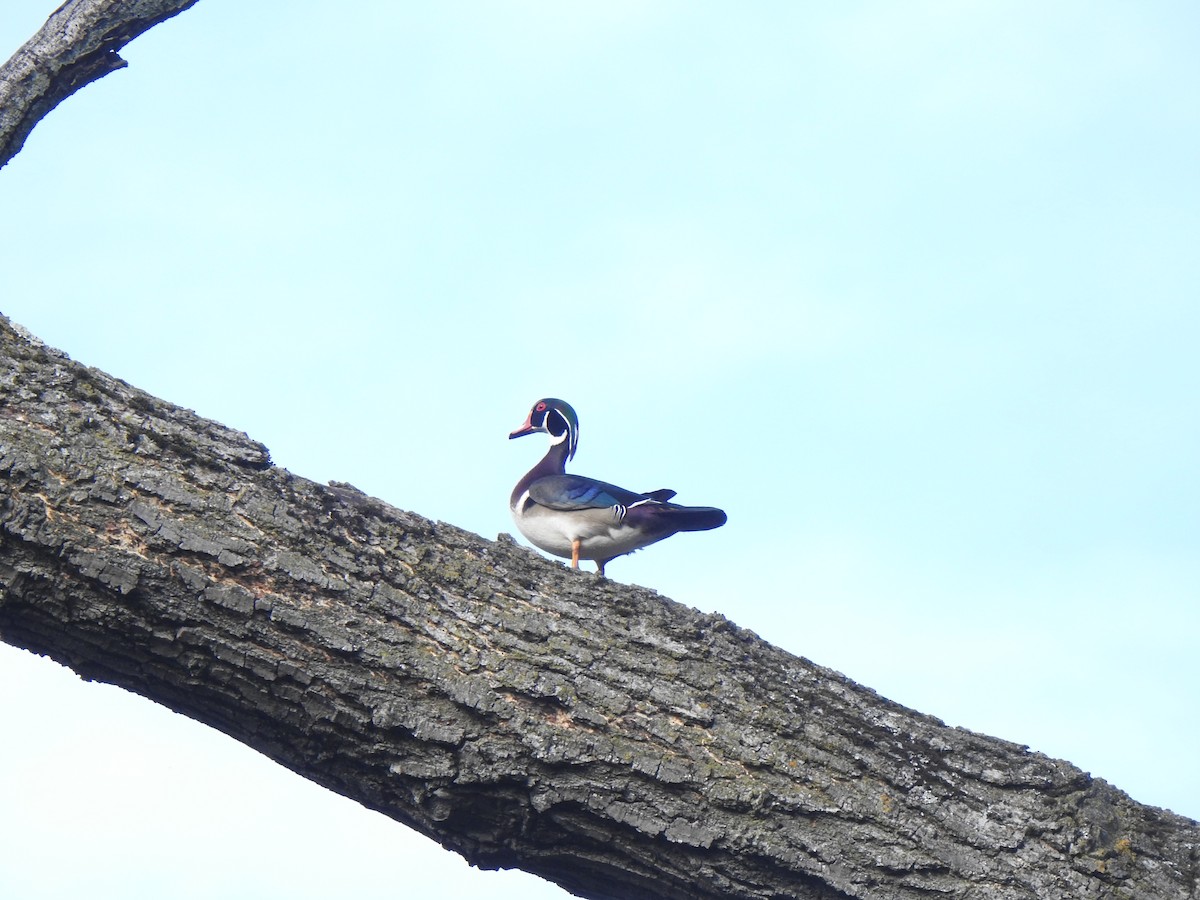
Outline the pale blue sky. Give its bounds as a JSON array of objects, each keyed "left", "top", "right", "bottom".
[{"left": 2, "top": 2, "right": 1198, "bottom": 897}]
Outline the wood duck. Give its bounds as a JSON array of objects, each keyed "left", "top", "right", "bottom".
[{"left": 509, "top": 398, "right": 727, "bottom": 576}]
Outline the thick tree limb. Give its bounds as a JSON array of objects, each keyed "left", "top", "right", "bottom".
[
  {"left": 2, "top": 316, "right": 1198, "bottom": 900},
  {"left": 0, "top": 0, "right": 199, "bottom": 169}
]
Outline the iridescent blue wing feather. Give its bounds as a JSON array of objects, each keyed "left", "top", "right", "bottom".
[{"left": 528, "top": 475, "right": 649, "bottom": 511}]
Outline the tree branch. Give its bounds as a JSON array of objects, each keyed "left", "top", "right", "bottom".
[
  {"left": 0, "top": 0, "right": 200, "bottom": 169},
  {"left": 1, "top": 314, "right": 1197, "bottom": 899}
]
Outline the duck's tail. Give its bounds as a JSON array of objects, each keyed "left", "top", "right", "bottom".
[{"left": 660, "top": 504, "right": 727, "bottom": 532}]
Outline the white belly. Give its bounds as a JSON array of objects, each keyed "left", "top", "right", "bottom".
[{"left": 511, "top": 501, "right": 659, "bottom": 561}]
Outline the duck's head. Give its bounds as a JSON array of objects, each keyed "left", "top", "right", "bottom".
[{"left": 509, "top": 398, "right": 579, "bottom": 461}]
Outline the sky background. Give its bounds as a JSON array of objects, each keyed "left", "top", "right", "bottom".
[{"left": 2, "top": 2, "right": 1198, "bottom": 897}]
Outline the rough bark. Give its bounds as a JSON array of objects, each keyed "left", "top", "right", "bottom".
[
  {"left": 0, "top": 0, "right": 200, "bottom": 169},
  {"left": 2, "top": 316, "right": 1198, "bottom": 900}
]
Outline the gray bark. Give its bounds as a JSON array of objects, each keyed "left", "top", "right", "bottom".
[
  {"left": 2, "top": 315, "right": 1198, "bottom": 900},
  {"left": 0, "top": 0, "right": 200, "bottom": 169}
]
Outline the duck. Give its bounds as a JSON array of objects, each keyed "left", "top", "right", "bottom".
[{"left": 509, "top": 398, "right": 726, "bottom": 576}]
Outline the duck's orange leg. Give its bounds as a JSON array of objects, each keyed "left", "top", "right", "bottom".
[{"left": 571, "top": 539, "right": 581, "bottom": 569}]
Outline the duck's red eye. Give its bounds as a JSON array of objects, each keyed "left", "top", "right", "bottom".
[{"left": 536, "top": 402, "right": 547, "bottom": 411}]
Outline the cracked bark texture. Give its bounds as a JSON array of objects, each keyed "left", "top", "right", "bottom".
[
  {"left": 2, "top": 317, "right": 1198, "bottom": 900},
  {"left": 0, "top": 0, "right": 200, "bottom": 169}
]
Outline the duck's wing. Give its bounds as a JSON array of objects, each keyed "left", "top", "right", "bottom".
[
  {"left": 527, "top": 474, "right": 652, "bottom": 511},
  {"left": 642, "top": 488, "right": 677, "bottom": 502}
]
